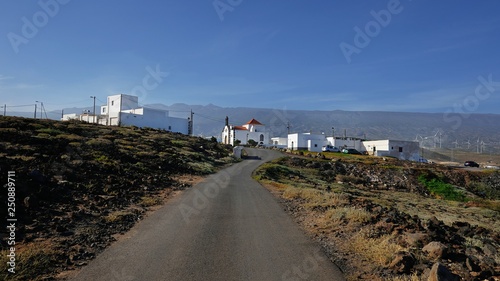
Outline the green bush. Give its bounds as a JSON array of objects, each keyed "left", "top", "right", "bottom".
[
  {"left": 36, "top": 128, "right": 66, "bottom": 136},
  {"left": 258, "top": 164, "right": 300, "bottom": 180},
  {"left": 418, "top": 173, "right": 467, "bottom": 202},
  {"left": 247, "top": 139, "right": 258, "bottom": 146}
]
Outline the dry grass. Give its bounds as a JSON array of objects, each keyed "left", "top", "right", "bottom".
[
  {"left": 0, "top": 243, "right": 58, "bottom": 281},
  {"left": 103, "top": 211, "right": 135, "bottom": 224},
  {"left": 327, "top": 206, "right": 372, "bottom": 223},
  {"left": 139, "top": 196, "right": 163, "bottom": 207},
  {"left": 387, "top": 273, "right": 424, "bottom": 281},
  {"left": 283, "top": 187, "right": 349, "bottom": 209},
  {"left": 345, "top": 233, "right": 404, "bottom": 266}
]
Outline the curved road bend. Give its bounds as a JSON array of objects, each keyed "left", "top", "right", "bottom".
[{"left": 72, "top": 148, "right": 345, "bottom": 281}]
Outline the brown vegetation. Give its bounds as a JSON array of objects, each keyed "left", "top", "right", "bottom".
[
  {"left": 0, "top": 116, "right": 234, "bottom": 280},
  {"left": 254, "top": 153, "right": 500, "bottom": 280}
]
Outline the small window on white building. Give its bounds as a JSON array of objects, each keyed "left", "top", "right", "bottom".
[
  {"left": 260, "top": 134, "right": 264, "bottom": 142},
  {"left": 399, "top": 147, "right": 403, "bottom": 152},
  {"left": 102, "top": 108, "right": 106, "bottom": 113},
  {"left": 314, "top": 144, "right": 318, "bottom": 147},
  {"left": 169, "top": 126, "right": 172, "bottom": 130},
  {"left": 111, "top": 101, "right": 114, "bottom": 106}
]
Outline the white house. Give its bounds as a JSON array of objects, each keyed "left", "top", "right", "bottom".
[
  {"left": 327, "top": 137, "right": 364, "bottom": 151},
  {"left": 287, "top": 133, "right": 329, "bottom": 152},
  {"left": 62, "top": 94, "right": 190, "bottom": 134},
  {"left": 285, "top": 132, "right": 420, "bottom": 160},
  {"left": 222, "top": 118, "right": 270, "bottom": 146},
  {"left": 362, "top": 140, "right": 420, "bottom": 161},
  {"left": 270, "top": 137, "right": 288, "bottom": 148}
]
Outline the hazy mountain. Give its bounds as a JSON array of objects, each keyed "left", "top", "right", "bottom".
[
  {"left": 150, "top": 103, "right": 500, "bottom": 152},
  {"left": 5, "top": 103, "right": 499, "bottom": 153}
]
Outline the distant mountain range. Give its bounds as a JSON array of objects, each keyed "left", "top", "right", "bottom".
[
  {"left": 5, "top": 103, "right": 500, "bottom": 153},
  {"left": 152, "top": 103, "right": 500, "bottom": 153}
]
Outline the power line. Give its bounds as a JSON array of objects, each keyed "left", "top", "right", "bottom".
[
  {"left": 2, "top": 104, "right": 36, "bottom": 108},
  {"left": 194, "top": 113, "right": 226, "bottom": 124}
]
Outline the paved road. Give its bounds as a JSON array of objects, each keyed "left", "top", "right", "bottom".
[{"left": 72, "top": 148, "right": 345, "bottom": 281}]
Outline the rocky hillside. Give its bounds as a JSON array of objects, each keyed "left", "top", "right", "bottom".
[
  {"left": 0, "top": 116, "right": 234, "bottom": 280},
  {"left": 254, "top": 151, "right": 500, "bottom": 280}
]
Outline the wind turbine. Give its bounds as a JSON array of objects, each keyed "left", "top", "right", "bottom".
[
  {"left": 480, "top": 141, "right": 486, "bottom": 154},
  {"left": 452, "top": 139, "right": 460, "bottom": 149},
  {"left": 465, "top": 139, "right": 471, "bottom": 150},
  {"left": 432, "top": 131, "right": 440, "bottom": 148},
  {"left": 414, "top": 134, "right": 424, "bottom": 147}
]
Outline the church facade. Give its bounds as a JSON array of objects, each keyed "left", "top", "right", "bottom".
[{"left": 222, "top": 118, "right": 269, "bottom": 146}]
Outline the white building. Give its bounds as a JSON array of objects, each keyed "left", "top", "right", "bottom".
[
  {"left": 287, "top": 133, "right": 329, "bottom": 152},
  {"left": 62, "top": 94, "right": 189, "bottom": 134},
  {"left": 362, "top": 140, "right": 420, "bottom": 161},
  {"left": 327, "top": 137, "right": 364, "bottom": 151},
  {"left": 270, "top": 137, "right": 288, "bottom": 148},
  {"left": 285, "top": 132, "right": 420, "bottom": 160},
  {"left": 222, "top": 118, "right": 270, "bottom": 146}
]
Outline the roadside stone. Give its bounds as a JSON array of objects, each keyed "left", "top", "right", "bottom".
[
  {"left": 389, "top": 251, "right": 415, "bottom": 274},
  {"left": 423, "top": 241, "right": 448, "bottom": 259},
  {"left": 428, "top": 263, "right": 458, "bottom": 281}
]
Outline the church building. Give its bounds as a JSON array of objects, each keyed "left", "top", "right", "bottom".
[{"left": 222, "top": 117, "right": 269, "bottom": 146}]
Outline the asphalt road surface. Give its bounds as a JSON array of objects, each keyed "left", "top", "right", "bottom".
[{"left": 71, "top": 148, "right": 345, "bottom": 281}]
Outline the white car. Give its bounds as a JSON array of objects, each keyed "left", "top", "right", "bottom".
[{"left": 322, "top": 145, "right": 340, "bottom": 152}]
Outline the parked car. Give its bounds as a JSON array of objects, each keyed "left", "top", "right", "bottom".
[
  {"left": 343, "top": 148, "right": 362, "bottom": 155},
  {"left": 418, "top": 158, "right": 429, "bottom": 163},
  {"left": 464, "top": 161, "right": 480, "bottom": 167},
  {"left": 322, "top": 145, "right": 340, "bottom": 152}
]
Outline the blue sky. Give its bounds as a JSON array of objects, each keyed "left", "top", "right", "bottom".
[{"left": 1, "top": 0, "right": 500, "bottom": 114}]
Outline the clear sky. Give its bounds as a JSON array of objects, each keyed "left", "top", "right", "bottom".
[{"left": 1, "top": 0, "right": 500, "bottom": 114}]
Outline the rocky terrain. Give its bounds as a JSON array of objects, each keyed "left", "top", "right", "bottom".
[
  {"left": 0, "top": 116, "right": 234, "bottom": 281},
  {"left": 254, "top": 151, "right": 500, "bottom": 280}
]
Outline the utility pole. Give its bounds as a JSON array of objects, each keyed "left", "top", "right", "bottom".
[
  {"left": 61, "top": 110, "right": 64, "bottom": 119},
  {"left": 34, "top": 102, "right": 38, "bottom": 119},
  {"left": 188, "top": 110, "right": 194, "bottom": 136},
  {"left": 90, "top": 96, "right": 96, "bottom": 123},
  {"left": 118, "top": 94, "right": 122, "bottom": 126},
  {"left": 287, "top": 122, "right": 290, "bottom": 134},
  {"left": 331, "top": 127, "right": 334, "bottom": 138},
  {"left": 41, "top": 102, "right": 47, "bottom": 119},
  {"left": 3, "top": 104, "right": 6, "bottom": 116}
]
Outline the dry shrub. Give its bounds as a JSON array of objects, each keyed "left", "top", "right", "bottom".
[
  {"left": 345, "top": 233, "right": 404, "bottom": 266},
  {"left": 282, "top": 186, "right": 303, "bottom": 199},
  {"left": 103, "top": 211, "right": 135, "bottom": 224},
  {"left": 56, "top": 134, "right": 84, "bottom": 141},
  {"left": 388, "top": 273, "right": 424, "bottom": 281},
  {"left": 327, "top": 206, "right": 372, "bottom": 223},
  {"left": 139, "top": 196, "right": 163, "bottom": 207},
  {"left": 283, "top": 187, "right": 350, "bottom": 209}
]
